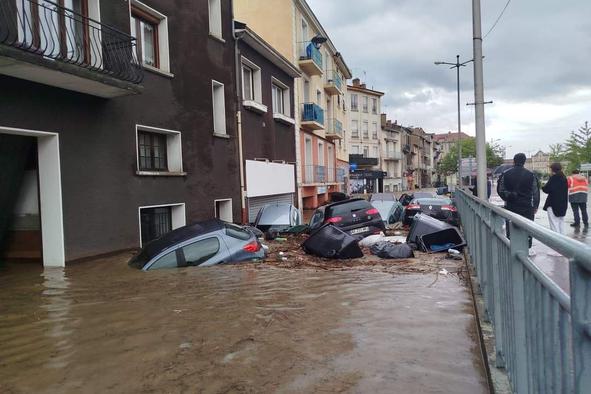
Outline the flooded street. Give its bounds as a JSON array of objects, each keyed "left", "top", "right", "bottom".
[{"left": 0, "top": 254, "right": 487, "bottom": 393}]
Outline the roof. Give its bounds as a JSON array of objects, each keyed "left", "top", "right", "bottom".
[
  {"left": 432, "top": 132, "right": 472, "bottom": 142},
  {"left": 347, "top": 84, "right": 385, "bottom": 96},
  {"left": 235, "top": 22, "right": 301, "bottom": 78}
]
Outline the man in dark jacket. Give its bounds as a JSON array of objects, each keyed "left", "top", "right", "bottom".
[{"left": 497, "top": 153, "right": 540, "bottom": 247}]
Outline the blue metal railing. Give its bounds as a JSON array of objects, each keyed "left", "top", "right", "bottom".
[
  {"left": 456, "top": 189, "right": 591, "bottom": 394},
  {"left": 300, "top": 42, "right": 322, "bottom": 69},
  {"left": 301, "top": 103, "right": 324, "bottom": 125},
  {"left": 327, "top": 70, "right": 342, "bottom": 91},
  {"left": 327, "top": 118, "right": 343, "bottom": 137}
]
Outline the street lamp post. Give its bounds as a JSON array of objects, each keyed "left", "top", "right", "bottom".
[{"left": 435, "top": 56, "right": 474, "bottom": 187}]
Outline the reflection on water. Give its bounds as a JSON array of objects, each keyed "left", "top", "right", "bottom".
[{"left": 0, "top": 253, "right": 487, "bottom": 393}]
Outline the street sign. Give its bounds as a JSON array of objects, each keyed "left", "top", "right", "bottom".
[
  {"left": 461, "top": 157, "right": 477, "bottom": 175},
  {"left": 580, "top": 163, "right": 591, "bottom": 171}
]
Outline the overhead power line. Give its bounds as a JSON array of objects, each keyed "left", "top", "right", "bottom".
[{"left": 483, "top": 0, "right": 512, "bottom": 39}]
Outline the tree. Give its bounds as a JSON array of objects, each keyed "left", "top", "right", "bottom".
[
  {"left": 436, "top": 138, "right": 504, "bottom": 176},
  {"left": 548, "top": 143, "right": 565, "bottom": 162},
  {"left": 564, "top": 121, "right": 591, "bottom": 172}
]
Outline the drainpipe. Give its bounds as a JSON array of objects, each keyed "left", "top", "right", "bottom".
[{"left": 233, "top": 13, "right": 248, "bottom": 223}]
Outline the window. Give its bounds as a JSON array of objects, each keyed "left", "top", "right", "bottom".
[
  {"left": 351, "top": 120, "right": 359, "bottom": 137},
  {"left": 372, "top": 98, "right": 378, "bottom": 114},
  {"left": 242, "top": 65, "right": 254, "bottom": 101},
  {"left": 318, "top": 142, "right": 324, "bottom": 165},
  {"left": 150, "top": 250, "right": 178, "bottom": 270},
  {"left": 362, "top": 121, "right": 369, "bottom": 139},
  {"left": 351, "top": 94, "right": 358, "bottom": 111},
  {"left": 373, "top": 146, "right": 378, "bottom": 158},
  {"left": 130, "top": 1, "right": 170, "bottom": 73},
  {"left": 215, "top": 199, "right": 233, "bottom": 222},
  {"left": 136, "top": 125, "right": 183, "bottom": 174},
  {"left": 362, "top": 96, "right": 369, "bottom": 113},
  {"left": 212, "top": 80, "right": 226, "bottom": 135},
  {"left": 140, "top": 206, "right": 171, "bottom": 245},
  {"left": 363, "top": 146, "right": 369, "bottom": 157},
  {"left": 351, "top": 145, "right": 359, "bottom": 154},
  {"left": 208, "top": 0, "right": 222, "bottom": 38},
  {"left": 372, "top": 122, "right": 378, "bottom": 139},
  {"left": 272, "top": 78, "right": 291, "bottom": 117},
  {"left": 182, "top": 238, "right": 220, "bottom": 266},
  {"left": 138, "top": 131, "right": 167, "bottom": 171}
]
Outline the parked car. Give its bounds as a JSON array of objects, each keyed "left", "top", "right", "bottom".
[
  {"left": 253, "top": 203, "right": 301, "bottom": 232},
  {"left": 370, "top": 200, "right": 404, "bottom": 225},
  {"left": 403, "top": 197, "right": 459, "bottom": 226},
  {"left": 398, "top": 191, "right": 437, "bottom": 206},
  {"left": 129, "top": 219, "right": 265, "bottom": 271},
  {"left": 369, "top": 193, "right": 397, "bottom": 202},
  {"left": 309, "top": 198, "right": 386, "bottom": 238}
]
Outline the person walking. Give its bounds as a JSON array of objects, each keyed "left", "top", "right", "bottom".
[
  {"left": 568, "top": 169, "right": 589, "bottom": 228},
  {"left": 497, "top": 153, "right": 540, "bottom": 248},
  {"left": 542, "top": 163, "right": 568, "bottom": 235}
]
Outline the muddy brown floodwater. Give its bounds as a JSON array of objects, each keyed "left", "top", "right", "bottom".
[{"left": 0, "top": 253, "right": 488, "bottom": 394}]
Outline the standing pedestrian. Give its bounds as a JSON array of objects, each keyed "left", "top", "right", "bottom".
[
  {"left": 497, "top": 153, "right": 540, "bottom": 249},
  {"left": 542, "top": 163, "right": 568, "bottom": 235},
  {"left": 568, "top": 169, "right": 589, "bottom": 228}
]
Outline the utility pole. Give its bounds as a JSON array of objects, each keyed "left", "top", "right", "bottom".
[
  {"left": 472, "top": 0, "right": 487, "bottom": 199},
  {"left": 434, "top": 56, "right": 473, "bottom": 188}
]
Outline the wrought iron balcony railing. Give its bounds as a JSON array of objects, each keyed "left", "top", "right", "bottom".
[
  {"left": 0, "top": 0, "right": 143, "bottom": 84},
  {"left": 303, "top": 165, "right": 337, "bottom": 184}
]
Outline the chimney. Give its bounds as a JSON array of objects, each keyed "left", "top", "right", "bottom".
[
  {"left": 381, "top": 113, "right": 387, "bottom": 126},
  {"left": 394, "top": 120, "right": 398, "bottom": 125},
  {"left": 352, "top": 78, "right": 360, "bottom": 86},
  {"left": 360, "top": 83, "right": 366, "bottom": 89}
]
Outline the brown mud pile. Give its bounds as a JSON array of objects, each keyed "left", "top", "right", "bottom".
[{"left": 239, "top": 232, "right": 467, "bottom": 277}]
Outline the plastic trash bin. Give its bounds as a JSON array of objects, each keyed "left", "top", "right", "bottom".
[
  {"left": 418, "top": 228, "right": 466, "bottom": 253},
  {"left": 406, "top": 213, "right": 453, "bottom": 244}
]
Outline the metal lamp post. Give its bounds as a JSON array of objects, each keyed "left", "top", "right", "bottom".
[{"left": 434, "top": 56, "right": 474, "bottom": 187}]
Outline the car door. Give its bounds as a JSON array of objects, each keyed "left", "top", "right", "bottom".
[
  {"left": 309, "top": 209, "right": 325, "bottom": 230},
  {"left": 179, "top": 236, "right": 229, "bottom": 267}
]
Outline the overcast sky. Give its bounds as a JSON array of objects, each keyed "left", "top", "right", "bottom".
[{"left": 307, "top": 0, "right": 591, "bottom": 158}]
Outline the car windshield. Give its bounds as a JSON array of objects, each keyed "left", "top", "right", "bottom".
[
  {"left": 258, "top": 204, "right": 291, "bottom": 225},
  {"left": 327, "top": 200, "right": 370, "bottom": 217},
  {"left": 415, "top": 198, "right": 451, "bottom": 205},
  {"left": 370, "top": 200, "right": 395, "bottom": 219}
]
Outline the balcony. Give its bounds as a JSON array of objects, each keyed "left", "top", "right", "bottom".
[
  {"left": 298, "top": 42, "right": 322, "bottom": 76},
  {"left": 325, "top": 118, "right": 343, "bottom": 140},
  {"left": 383, "top": 151, "right": 403, "bottom": 161},
  {"left": 302, "top": 165, "right": 337, "bottom": 184},
  {"left": 324, "top": 70, "right": 342, "bottom": 95},
  {"left": 301, "top": 103, "right": 324, "bottom": 131},
  {"left": 0, "top": 0, "right": 143, "bottom": 98}
]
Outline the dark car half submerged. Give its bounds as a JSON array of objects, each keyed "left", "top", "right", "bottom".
[
  {"left": 129, "top": 219, "right": 265, "bottom": 271},
  {"left": 309, "top": 198, "right": 385, "bottom": 238},
  {"left": 403, "top": 197, "right": 459, "bottom": 226}
]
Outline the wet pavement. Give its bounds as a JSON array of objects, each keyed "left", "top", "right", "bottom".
[
  {"left": 0, "top": 254, "right": 488, "bottom": 393},
  {"left": 489, "top": 191, "right": 590, "bottom": 293}
]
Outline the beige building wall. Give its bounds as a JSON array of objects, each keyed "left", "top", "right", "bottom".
[{"left": 234, "top": 0, "right": 295, "bottom": 61}]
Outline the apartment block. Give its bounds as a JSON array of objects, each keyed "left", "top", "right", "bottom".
[{"left": 234, "top": 0, "right": 352, "bottom": 209}]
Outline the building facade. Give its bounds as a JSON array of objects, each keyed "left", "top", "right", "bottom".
[
  {"left": 235, "top": 23, "right": 301, "bottom": 222},
  {"left": 527, "top": 150, "right": 551, "bottom": 176},
  {"left": 380, "top": 115, "right": 404, "bottom": 192},
  {"left": 432, "top": 131, "right": 473, "bottom": 185},
  {"left": 0, "top": 0, "right": 241, "bottom": 266},
  {"left": 234, "top": 0, "right": 352, "bottom": 209},
  {"left": 347, "top": 78, "right": 385, "bottom": 193}
]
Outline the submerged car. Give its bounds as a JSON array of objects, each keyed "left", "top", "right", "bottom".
[
  {"left": 370, "top": 200, "right": 404, "bottom": 225},
  {"left": 309, "top": 198, "right": 385, "bottom": 238},
  {"left": 254, "top": 203, "right": 302, "bottom": 232},
  {"left": 129, "top": 219, "right": 265, "bottom": 271},
  {"left": 398, "top": 191, "right": 438, "bottom": 206},
  {"left": 403, "top": 197, "right": 459, "bottom": 226}
]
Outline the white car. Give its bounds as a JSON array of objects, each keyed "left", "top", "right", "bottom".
[{"left": 254, "top": 203, "right": 302, "bottom": 232}]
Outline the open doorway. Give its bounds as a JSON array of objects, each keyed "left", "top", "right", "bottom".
[{"left": 0, "top": 127, "right": 64, "bottom": 268}]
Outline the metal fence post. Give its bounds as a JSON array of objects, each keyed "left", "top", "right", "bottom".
[
  {"left": 509, "top": 222, "right": 529, "bottom": 393},
  {"left": 491, "top": 212, "right": 506, "bottom": 368},
  {"left": 570, "top": 258, "right": 591, "bottom": 392}
]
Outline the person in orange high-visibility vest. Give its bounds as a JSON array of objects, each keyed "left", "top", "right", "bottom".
[{"left": 568, "top": 169, "right": 589, "bottom": 228}]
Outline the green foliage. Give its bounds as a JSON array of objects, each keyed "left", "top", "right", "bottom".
[
  {"left": 549, "top": 143, "right": 565, "bottom": 162},
  {"left": 436, "top": 138, "right": 504, "bottom": 176},
  {"left": 562, "top": 121, "right": 591, "bottom": 173}
]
